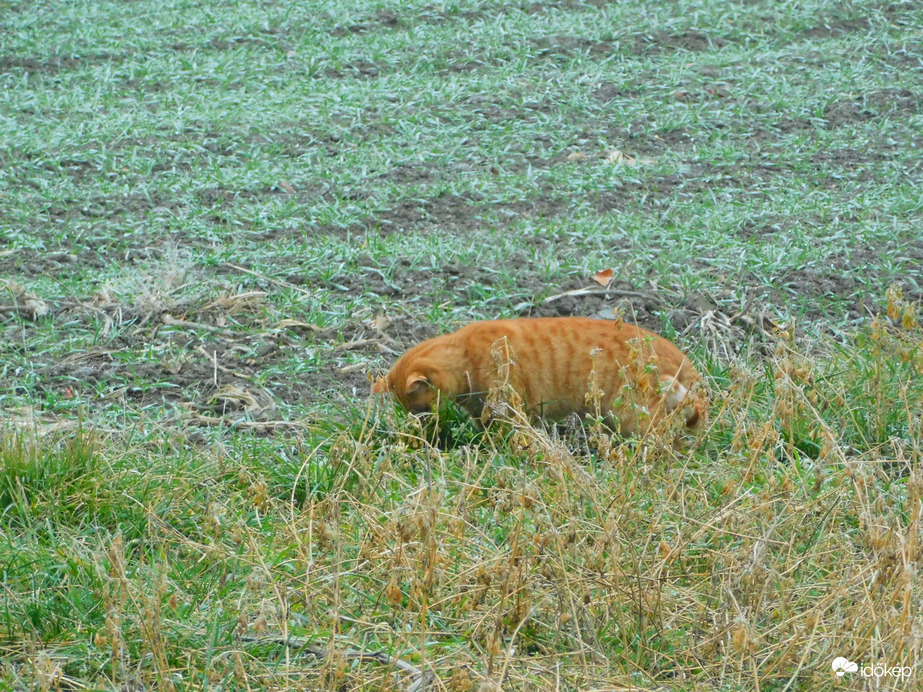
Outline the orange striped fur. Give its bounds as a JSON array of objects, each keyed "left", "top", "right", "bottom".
[{"left": 374, "top": 317, "right": 705, "bottom": 435}]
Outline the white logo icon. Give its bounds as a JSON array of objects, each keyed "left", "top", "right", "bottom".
[{"left": 832, "top": 657, "right": 859, "bottom": 676}]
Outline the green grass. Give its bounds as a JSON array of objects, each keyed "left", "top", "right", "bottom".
[{"left": 1, "top": 0, "right": 923, "bottom": 688}]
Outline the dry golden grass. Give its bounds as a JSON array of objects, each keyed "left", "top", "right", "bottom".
[{"left": 6, "top": 296, "right": 921, "bottom": 691}]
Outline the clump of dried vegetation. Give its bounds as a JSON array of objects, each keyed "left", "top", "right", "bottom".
[{"left": 1, "top": 289, "right": 921, "bottom": 691}]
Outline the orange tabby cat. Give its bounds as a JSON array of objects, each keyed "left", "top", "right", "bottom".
[{"left": 374, "top": 317, "right": 705, "bottom": 435}]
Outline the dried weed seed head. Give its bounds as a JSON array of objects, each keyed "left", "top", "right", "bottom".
[
  {"left": 484, "top": 335, "right": 526, "bottom": 423},
  {"left": 730, "top": 617, "right": 757, "bottom": 655},
  {"left": 585, "top": 347, "right": 606, "bottom": 417},
  {"left": 886, "top": 283, "right": 904, "bottom": 322},
  {"left": 448, "top": 666, "right": 475, "bottom": 692},
  {"left": 204, "top": 502, "right": 224, "bottom": 539},
  {"left": 385, "top": 572, "right": 403, "bottom": 607}
]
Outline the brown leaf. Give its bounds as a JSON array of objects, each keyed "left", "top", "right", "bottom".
[
  {"left": 592, "top": 269, "right": 614, "bottom": 287},
  {"left": 603, "top": 149, "right": 636, "bottom": 165},
  {"left": 369, "top": 314, "right": 392, "bottom": 332},
  {"left": 278, "top": 180, "right": 295, "bottom": 194}
]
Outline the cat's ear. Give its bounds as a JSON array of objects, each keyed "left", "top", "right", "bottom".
[
  {"left": 372, "top": 376, "right": 389, "bottom": 394},
  {"left": 405, "top": 373, "right": 430, "bottom": 395}
]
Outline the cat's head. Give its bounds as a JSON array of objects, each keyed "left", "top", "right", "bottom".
[{"left": 373, "top": 358, "right": 448, "bottom": 414}]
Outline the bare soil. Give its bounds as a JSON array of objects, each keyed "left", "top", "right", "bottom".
[{"left": 2, "top": 8, "right": 920, "bottom": 420}]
